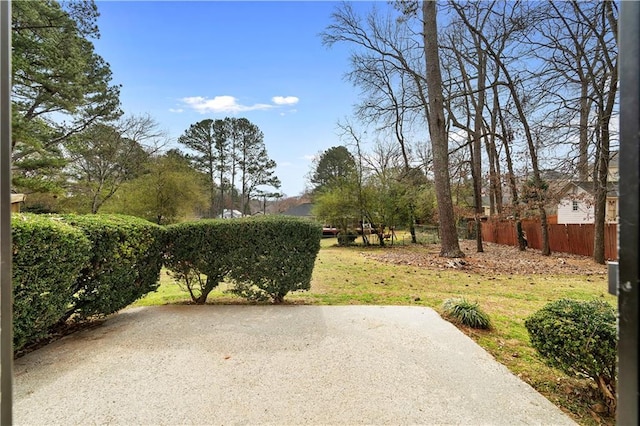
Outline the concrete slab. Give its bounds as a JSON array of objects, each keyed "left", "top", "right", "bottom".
[{"left": 14, "top": 305, "right": 576, "bottom": 425}]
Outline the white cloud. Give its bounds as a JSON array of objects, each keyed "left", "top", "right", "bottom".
[
  {"left": 181, "top": 96, "right": 273, "bottom": 114},
  {"left": 302, "top": 154, "right": 316, "bottom": 161},
  {"left": 272, "top": 96, "right": 299, "bottom": 106},
  {"left": 168, "top": 108, "right": 183, "bottom": 113}
]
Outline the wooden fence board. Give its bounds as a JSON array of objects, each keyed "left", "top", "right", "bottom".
[{"left": 481, "top": 220, "right": 617, "bottom": 260}]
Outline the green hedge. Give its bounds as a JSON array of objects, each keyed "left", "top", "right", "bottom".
[
  {"left": 164, "top": 217, "right": 322, "bottom": 304},
  {"left": 12, "top": 214, "right": 91, "bottom": 351},
  {"left": 164, "top": 219, "right": 238, "bottom": 304},
  {"left": 59, "top": 214, "right": 165, "bottom": 320},
  {"left": 228, "top": 216, "right": 322, "bottom": 303}
]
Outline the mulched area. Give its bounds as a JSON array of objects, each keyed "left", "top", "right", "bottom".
[{"left": 360, "top": 239, "right": 608, "bottom": 276}]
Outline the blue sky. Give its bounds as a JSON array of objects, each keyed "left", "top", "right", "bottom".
[{"left": 92, "top": 1, "right": 379, "bottom": 197}]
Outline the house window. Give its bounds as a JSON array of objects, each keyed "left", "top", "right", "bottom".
[{"left": 572, "top": 200, "right": 579, "bottom": 211}]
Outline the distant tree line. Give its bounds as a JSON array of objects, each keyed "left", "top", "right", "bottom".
[{"left": 178, "top": 117, "right": 281, "bottom": 218}]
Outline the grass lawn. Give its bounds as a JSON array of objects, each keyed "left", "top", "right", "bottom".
[{"left": 134, "top": 236, "right": 615, "bottom": 426}]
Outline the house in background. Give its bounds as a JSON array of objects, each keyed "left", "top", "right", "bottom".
[
  {"left": 218, "top": 209, "right": 244, "bottom": 219},
  {"left": 556, "top": 181, "right": 619, "bottom": 224}
]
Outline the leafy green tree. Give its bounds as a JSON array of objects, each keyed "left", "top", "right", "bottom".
[
  {"left": 413, "top": 182, "right": 437, "bottom": 224},
  {"left": 309, "top": 146, "right": 357, "bottom": 194},
  {"left": 11, "top": 113, "right": 67, "bottom": 194},
  {"left": 11, "top": 0, "right": 121, "bottom": 194},
  {"left": 312, "top": 182, "right": 360, "bottom": 242},
  {"left": 105, "top": 151, "right": 208, "bottom": 224}
]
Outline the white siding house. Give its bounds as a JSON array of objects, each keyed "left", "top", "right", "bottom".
[{"left": 556, "top": 181, "right": 619, "bottom": 224}]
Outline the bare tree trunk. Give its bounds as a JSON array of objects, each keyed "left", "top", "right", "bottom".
[
  {"left": 487, "top": 91, "right": 503, "bottom": 217},
  {"left": 592, "top": 1, "right": 618, "bottom": 264},
  {"left": 497, "top": 96, "right": 526, "bottom": 251},
  {"left": 472, "top": 43, "right": 486, "bottom": 253},
  {"left": 593, "top": 69, "right": 617, "bottom": 263},
  {"left": 578, "top": 82, "right": 591, "bottom": 181},
  {"left": 423, "top": 1, "right": 464, "bottom": 258},
  {"left": 485, "top": 125, "right": 503, "bottom": 216},
  {"left": 452, "top": 1, "right": 549, "bottom": 255}
]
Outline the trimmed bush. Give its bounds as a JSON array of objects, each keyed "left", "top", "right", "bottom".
[
  {"left": 228, "top": 216, "right": 322, "bottom": 303},
  {"left": 164, "top": 217, "right": 322, "bottom": 304},
  {"left": 60, "top": 214, "right": 165, "bottom": 320},
  {"left": 164, "top": 220, "right": 238, "bottom": 304},
  {"left": 441, "top": 297, "right": 492, "bottom": 329},
  {"left": 525, "top": 298, "right": 617, "bottom": 413},
  {"left": 12, "top": 214, "right": 91, "bottom": 351}
]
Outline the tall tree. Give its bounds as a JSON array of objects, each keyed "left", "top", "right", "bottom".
[
  {"left": 545, "top": 1, "right": 618, "bottom": 264},
  {"left": 178, "top": 119, "right": 226, "bottom": 217},
  {"left": 451, "top": 0, "right": 552, "bottom": 256},
  {"left": 323, "top": 2, "right": 464, "bottom": 257},
  {"left": 224, "top": 117, "right": 241, "bottom": 216},
  {"left": 228, "top": 117, "right": 280, "bottom": 216},
  {"left": 422, "top": 1, "right": 464, "bottom": 257},
  {"left": 11, "top": 0, "right": 121, "bottom": 194},
  {"left": 308, "top": 146, "right": 357, "bottom": 194}
]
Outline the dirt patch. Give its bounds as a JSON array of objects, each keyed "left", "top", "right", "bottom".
[
  {"left": 14, "top": 319, "right": 106, "bottom": 359},
  {"left": 360, "top": 240, "right": 608, "bottom": 276}
]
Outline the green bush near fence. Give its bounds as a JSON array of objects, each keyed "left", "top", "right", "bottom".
[
  {"left": 164, "top": 216, "right": 322, "bottom": 304},
  {"left": 58, "top": 214, "right": 165, "bottom": 320},
  {"left": 12, "top": 214, "right": 91, "bottom": 351}
]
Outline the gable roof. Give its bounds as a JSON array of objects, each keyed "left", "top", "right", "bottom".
[{"left": 558, "top": 181, "right": 619, "bottom": 199}]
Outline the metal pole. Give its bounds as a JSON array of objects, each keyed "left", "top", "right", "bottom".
[
  {"left": 618, "top": 1, "right": 640, "bottom": 424},
  {"left": 0, "top": 0, "right": 13, "bottom": 424}
]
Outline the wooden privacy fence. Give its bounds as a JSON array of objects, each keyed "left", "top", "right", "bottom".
[{"left": 481, "top": 220, "right": 618, "bottom": 260}]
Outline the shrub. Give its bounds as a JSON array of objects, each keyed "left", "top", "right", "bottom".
[
  {"left": 337, "top": 230, "right": 358, "bottom": 246},
  {"left": 60, "top": 214, "right": 165, "bottom": 319},
  {"left": 441, "top": 297, "right": 492, "bottom": 329},
  {"left": 164, "top": 220, "right": 237, "bottom": 304},
  {"left": 165, "top": 217, "right": 321, "bottom": 304},
  {"left": 228, "top": 216, "right": 322, "bottom": 303},
  {"left": 12, "top": 214, "right": 91, "bottom": 351},
  {"left": 525, "top": 298, "right": 617, "bottom": 413}
]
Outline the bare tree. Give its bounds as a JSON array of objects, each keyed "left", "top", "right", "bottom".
[
  {"left": 532, "top": 1, "right": 618, "bottom": 263},
  {"left": 422, "top": 1, "right": 464, "bottom": 256},
  {"left": 440, "top": 7, "right": 493, "bottom": 253},
  {"left": 323, "top": 1, "right": 464, "bottom": 257},
  {"left": 451, "top": 0, "right": 552, "bottom": 255},
  {"left": 351, "top": 57, "right": 422, "bottom": 242},
  {"left": 66, "top": 114, "right": 164, "bottom": 213}
]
